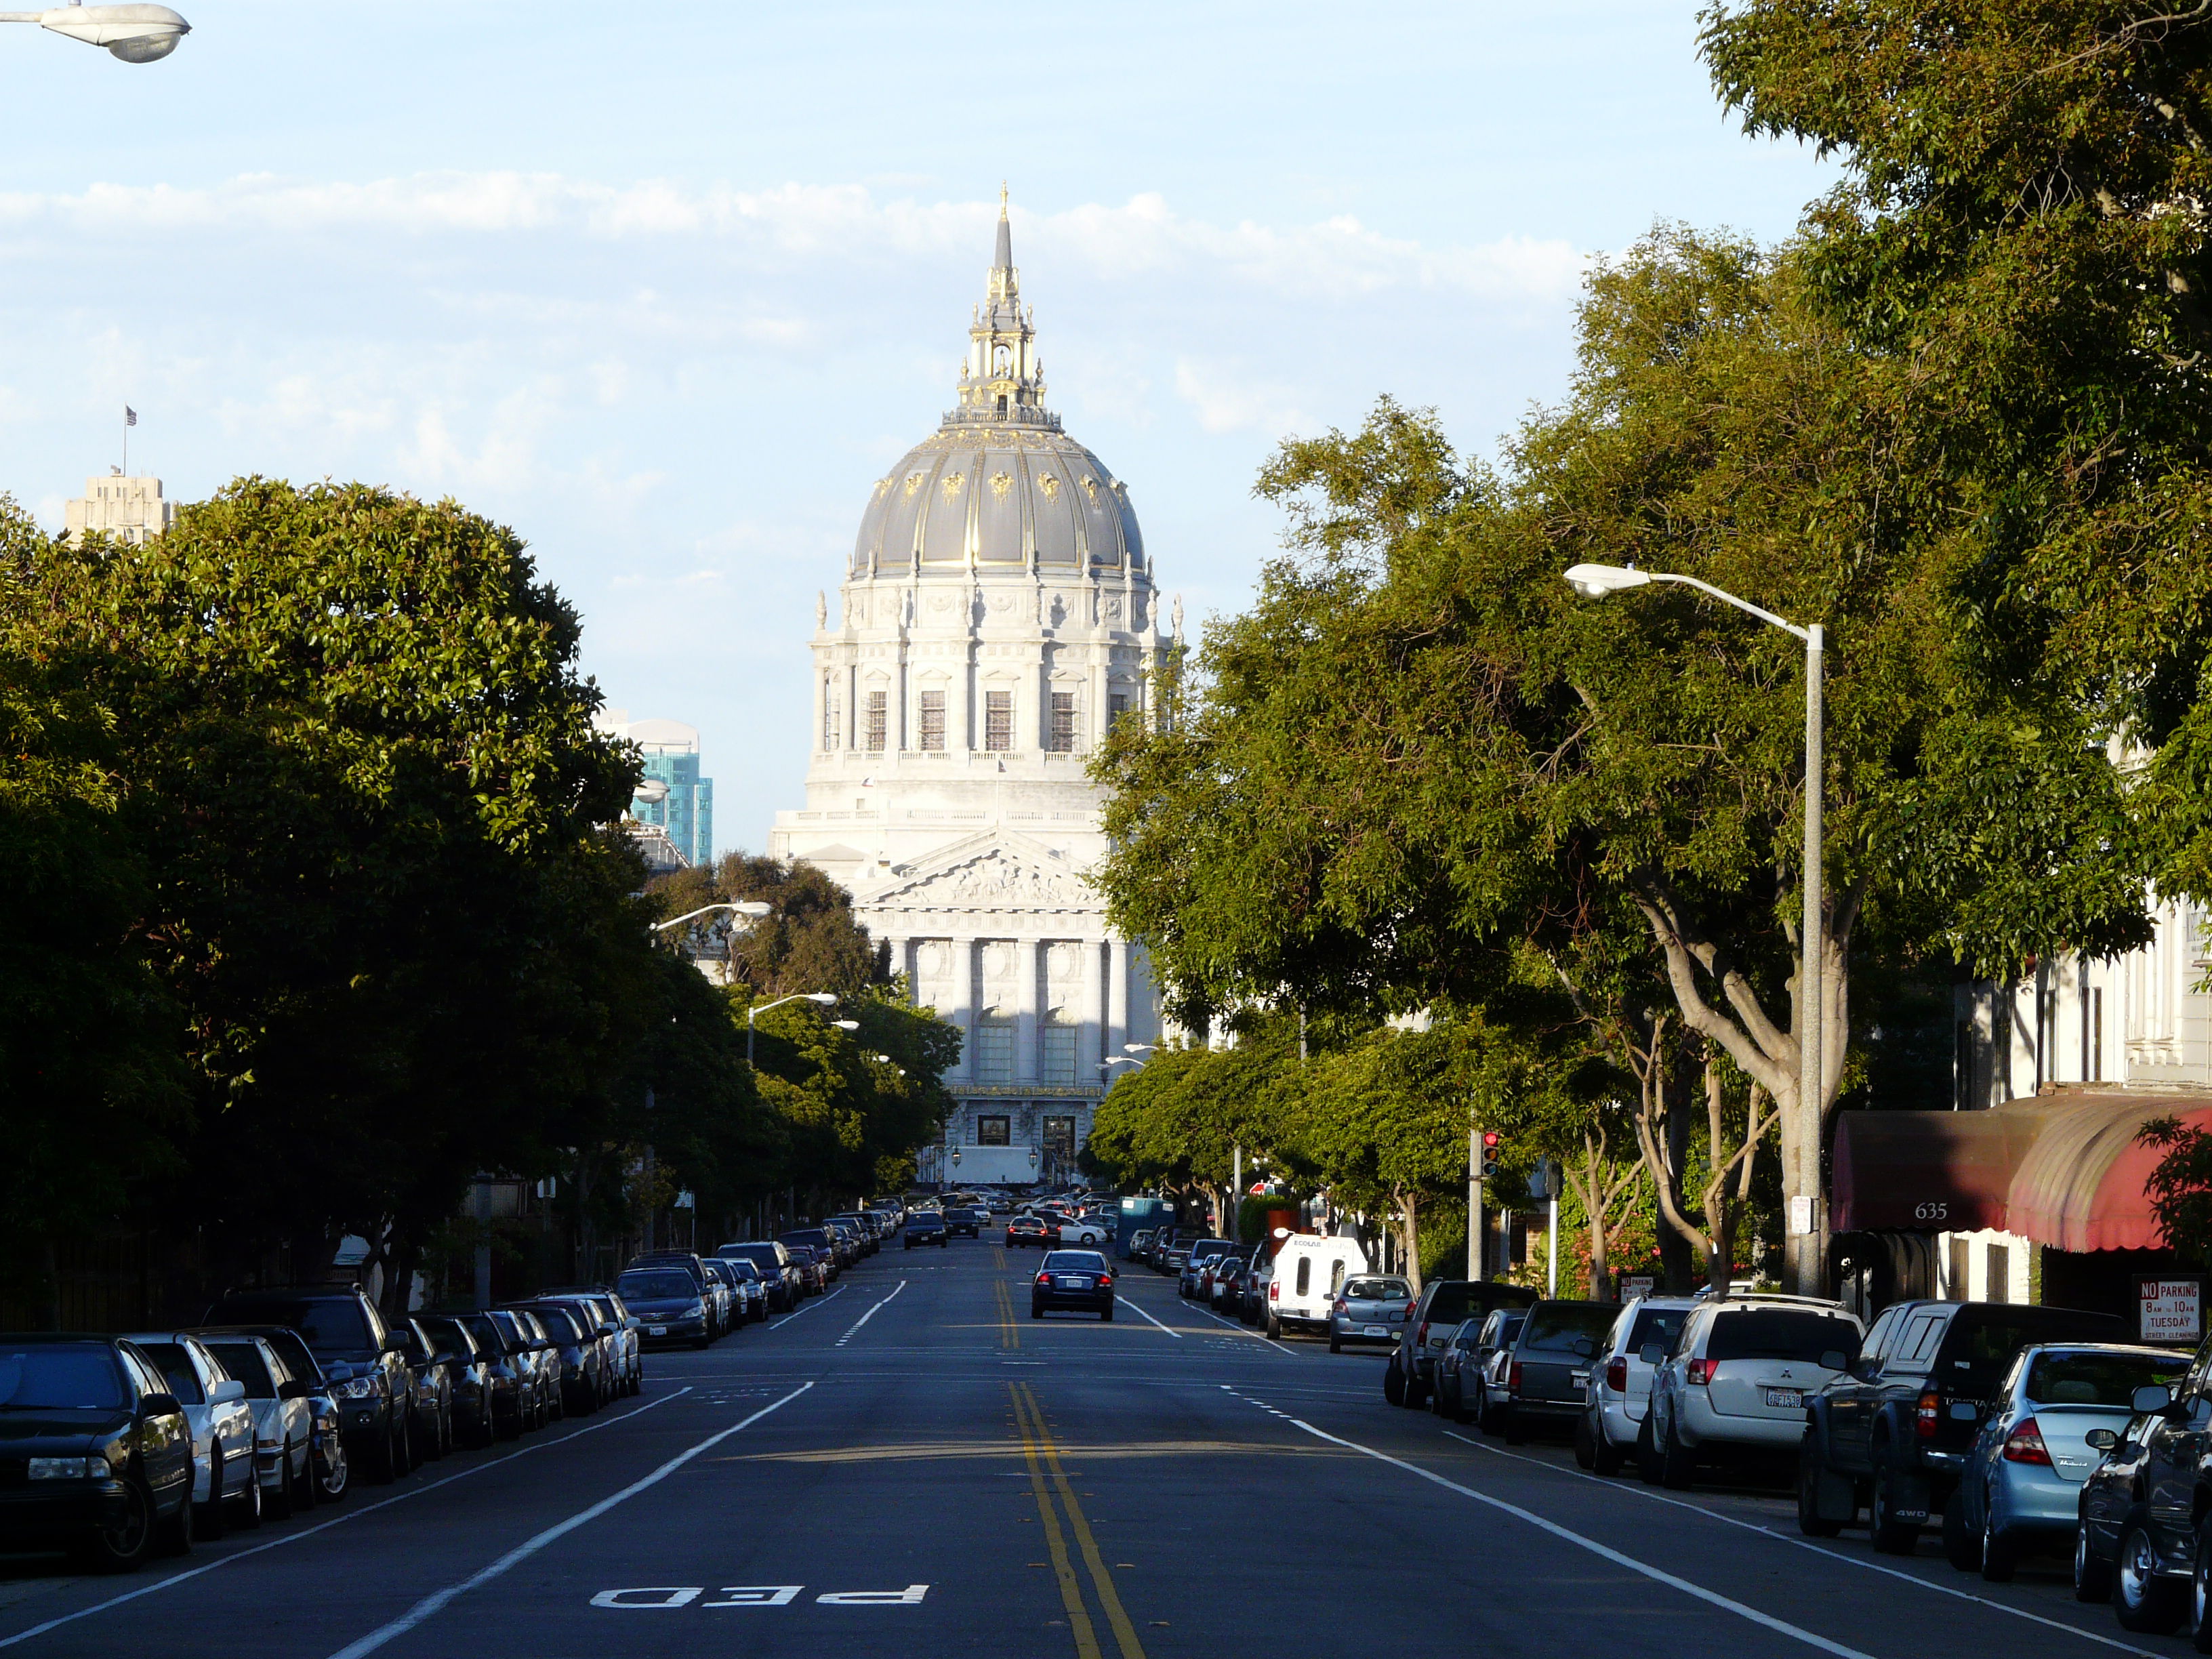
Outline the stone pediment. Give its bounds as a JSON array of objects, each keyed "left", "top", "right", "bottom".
[{"left": 865, "top": 841, "right": 1101, "bottom": 915}]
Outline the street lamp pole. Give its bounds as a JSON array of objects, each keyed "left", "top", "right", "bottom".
[
  {"left": 1563, "top": 562, "right": 1826, "bottom": 1294},
  {"left": 746, "top": 991, "right": 841, "bottom": 1068}
]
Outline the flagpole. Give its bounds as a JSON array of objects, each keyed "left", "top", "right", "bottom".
[{"left": 122, "top": 410, "right": 127, "bottom": 476}]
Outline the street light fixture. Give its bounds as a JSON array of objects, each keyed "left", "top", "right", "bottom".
[
  {"left": 650, "top": 900, "right": 773, "bottom": 934},
  {"left": 1, "top": 4, "right": 190, "bottom": 62},
  {"left": 746, "top": 991, "right": 838, "bottom": 1067},
  {"left": 1562, "top": 559, "right": 1826, "bottom": 1292}
]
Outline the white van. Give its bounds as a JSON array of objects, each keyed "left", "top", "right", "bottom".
[{"left": 1263, "top": 1233, "right": 1369, "bottom": 1338}]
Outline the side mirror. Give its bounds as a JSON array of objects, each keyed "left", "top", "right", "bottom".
[
  {"left": 140, "top": 1391, "right": 182, "bottom": 1417},
  {"left": 2133, "top": 1383, "right": 2175, "bottom": 1416},
  {"left": 1638, "top": 1343, "right": 1665, "bottom": 1367},
  {"left": 209, "top": 1378, "right": 246, "bottom": 1406},
  {"left": 1819, "top": 1350, "right": 1849, "bottom": 1373},
  {"left": 625, "top": 1316, "right": 641, "bottom": 1331},
  {"left": 278, "top": 1378, "right": 309, "bottom": 1401},
  {"left": 382, "top": 1332, "right": 409, "bottom": 1355},
  {"left": 2085, "top": 1428, "right": 2121, "bottom": 1452}
]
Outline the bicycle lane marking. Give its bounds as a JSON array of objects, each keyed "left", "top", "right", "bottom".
[
  {"left": 0, "top": 1387, "right": 694, "bottom": 1652},
  {"left": 834, "top": 1279, "right": 907, "bottom": 1347},
  {"left": 323, "top": 1382, "right": 815, "bottom": 1659},
  {"left": 1223, "top": 1389, "right": 1873, "bottom": 1659},
  {"left": 769, "top": 1284, "right": 847, "bottom": 1330}
]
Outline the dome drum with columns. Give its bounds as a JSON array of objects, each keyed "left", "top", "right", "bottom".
[{"left": 769, "top": 195, "right": 1172, "bottom": 1184}]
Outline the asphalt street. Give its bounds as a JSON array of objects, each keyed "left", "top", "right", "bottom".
[{"left": 0, "top": 1245, "right": 2195, "bottom": 1658}]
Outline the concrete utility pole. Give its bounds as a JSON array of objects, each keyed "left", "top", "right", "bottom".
[{"left": 1466, "top": 1120, "right": 1483, "bottom": 1282}]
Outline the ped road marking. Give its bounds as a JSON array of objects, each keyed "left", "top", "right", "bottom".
[
  {"left": 1227, "top": 1390, "right": 1872, "bottom": 1659},
  {"left": 769, "top": 1284, "right": 847, "bottom": 1330},
  {"left": 323, "top": 1382, "right": 815, "bottom": 1659},
  {"left": 1012, "top": 1382, "right": 1145, "bottom": 1659},
  {"left": 589, "top": 1583, "right": 926, "bottom": 1607},
  {"left": 834, "top": 1279, "right": 907, "bottom": 1347},
  {"left": 1444, "top": 1431, "right": 2163, "bottom": 1659},
  {"left": 0, "top": 1387, "right": 693, "bottom": 1652}
]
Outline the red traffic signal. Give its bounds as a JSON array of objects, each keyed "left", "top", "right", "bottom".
[{"left": 1479, "top": 1130, "right": 1502, "bottom": 1180}]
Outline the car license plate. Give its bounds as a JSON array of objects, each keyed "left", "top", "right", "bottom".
[
  {"left": 1364, "top": 1325, "right": 1388, "bottom": 1336},
  {"left": 1060, "top": 1277, "right": 1090, "bottom": 1289},
  {"left": 1765, "top": 1387, "right": 1803, "bottom": 1409}
]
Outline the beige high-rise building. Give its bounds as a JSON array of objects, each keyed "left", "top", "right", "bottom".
[
  {"left": 66, "top": 470, "right": 173, "bottom": 545},
  {"left": 769, "top": 198, "right": 1172, "bottom": 1184}
]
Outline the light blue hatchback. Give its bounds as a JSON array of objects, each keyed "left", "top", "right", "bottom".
[{"left": 1950, "top": 1342, "right": 2189, "bottom": 1580}]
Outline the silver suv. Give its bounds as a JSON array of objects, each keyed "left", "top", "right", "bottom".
[
  {"left": 1642, "top": 1295, "right": 1863, "bottom": 1491},
  {"left": 1328, "top": 1275, "right": 1412, "bottom": 1354}
]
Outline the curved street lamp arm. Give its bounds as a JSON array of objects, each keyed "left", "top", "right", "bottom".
[
  {"left": 1643, "top": 572, "right": 1809, "bottom": 642},
  {"left": 651, "top": 901, "right": 771, "bottom": 933}
]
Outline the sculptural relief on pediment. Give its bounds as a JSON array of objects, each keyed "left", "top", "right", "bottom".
[{"left": 878, "top": 847, "right": 1098, "bottom": 912}]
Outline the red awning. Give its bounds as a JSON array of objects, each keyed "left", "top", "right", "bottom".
[{"left": 1832, "top": 1090, "right": 2212, "bottom": 1252}]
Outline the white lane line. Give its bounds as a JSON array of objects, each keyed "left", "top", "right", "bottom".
[
  {"left": 834, "top": 1279, "right": 907, "bottom": 1347},
  {"left": 0, "top": 1387, "right": 693, "bottom": 1652},
  {"left": 1121, "top": 1297, "right": 1184, "bottom": 1340},
  {"left": 1199, "top": 1305, "right": 1301, "bottom": 1355},
  {"left": 769, "top": 1284, "right": 847, "bottom": 1330},
  {"left": 1442, "top": 1432, "right": 2162, "bottom": 1658},
  {"left": 1235, "top": 1398, "right": 1872, "bottom": 1659},
  {"left": 323, "top": 1382, "right": 814, "bottom": 1659}
]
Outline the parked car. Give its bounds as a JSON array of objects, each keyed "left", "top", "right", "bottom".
[
  {"left": 0, "top": 1334, "right": 196, "bottom": 1571},
  {"left": 1946, "top": 1343, "right": 2186, "bottom": 1582},
  {"left": 1643, "top": 1295, "right": 1866, "bottom": 1492},
  {"left": 1386, "top": 1279, "right": 1539, "bottom": 1408},
  {"left": 2068, "top": 1338, "right": 2212, "bottom": 1632},
  {"left": 1466, "top": 1309, "right": 1529, "bottom": 1431},
  {"left": 1127, "top": 1229, "right": 1155, "bottom": 1263},
  {"left": 122, "top": 1332, "right": 261, "bottom": 1536},
  {"left": 905, "top": 1212, "right": 949, "bottom": 1250},
  {"left": 618, "top": 1265, "right": 714, "bottom": 1349},
  {"left": 1430, "top": 1317, "right": 1489, "bottom": 1423},
  {"left": 628, "top": 1250, "right": 726, "bottom": 1335},
  {"left": 716, "top": 1242, "right": 802, "bottom": 1313},
  {"left": 201, "top": 1326, "right": 350, "bottom": 1500},
  {"left": 497, "top": 1310, "right": 565, "bottom": 1424},
  {"left": 388, "top": 1321, "right": 455, "bottom": 1461},
  {"left": 1328, "top": 1275, "right": 1412, "bottom": 1354},
  {"left": 193, "top": 1332, "right": 319, "bottom": 1516},
  {"left": 1004, "top": 1215, "right": 1051, "bottom": 1249},
  {"left": 1264, "top": 1236, "right": 1371, "bottom": 1338},
  {"left": 510, "top": 1304, "right": 605, "bottom": 1414},
  {"left": 1799, "top": 1298, "right": 2125, "bottom": 1551},
  {"left": 203, "top": 1287, "right": 415, "bottom": 1483},
  {"left": 1212, "top": 1256, "right": 1250, "bottom": 1315},
  {"left": 408, "top": 1317, "right": 495, "bottom": 1448},
  {"left": 787, "top": 1245, "right": 829, "bottom": 1290},
  {"left": 1031, "top": 1250, "right": 1116, "bottom": 1321},
  {"left": 698, "top": 1260, "right": 748, "bottom": 1336},
  {"left": 1054, "top": 1214, "right": 1110, "bottom": 1247},
  {"left": 706, "top": 1260, "right": 767, "bottom": 1327},
  {"left": 830, "top": 1212, "right": 880, "bottom": 1254},
  {"left": 542, "top": 1288, "right": 645, "bottom": 1389},
  {"left": 781, "top": 1228, "right": 844, "bottom": 1277},
  {"left": 1577, "top": 1296, "right": 1699, "bottom": 1476},
  {"left": 1492, "top": 1300, "right": 1622, "bottom": 1443},
  {"left": 1179, "top": 1239, "right": 1234, "bottom": 1297},
  {"left": 458, "top": 1311, "right": 539, "bottom": 1438}
]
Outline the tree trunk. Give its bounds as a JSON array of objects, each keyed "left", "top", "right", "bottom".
[{"left": 1395, "top": 1189, "right": 1422, "bottom": 1295}]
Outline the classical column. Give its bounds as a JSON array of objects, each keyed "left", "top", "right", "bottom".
[
  {"left": 952, "top": 929, "right": 979, "bottom": 1084},
  {"left": 811, "top": 653, "right": 826, "bottom": 756},
  {"left": 1107, "top": 935, "right": 1130, "bottom": 1061},
  {"left": 1078, "top": 930, "right": 1103, "bottom": 1084},
  {"left": 1015, "top": 935, "right": 1040, "bottom": 1087}
]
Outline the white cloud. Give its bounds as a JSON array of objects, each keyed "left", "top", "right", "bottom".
[{"left": 1172, "top": 358, "right": 1311, "bottom": 436}]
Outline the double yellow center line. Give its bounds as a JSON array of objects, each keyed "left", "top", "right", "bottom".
[
  {"left": 993, "top": 1275, "right": 1021, "bottom": 1349},
  {"left": 1010, "top": 1382, "right": 1144, "bottom": 1659}
]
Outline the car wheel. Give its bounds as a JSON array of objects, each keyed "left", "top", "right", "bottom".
[
  {"left": 263, "top": 1449, "right": 293, "bottom": 1522},
  {"left": 197, "top": 1448, "right": 227, "bottom": 1540},
  {"left": 1031, "top": 1303, "right": 1044, "bottom": 1319},
  {"left": 1795, "top": 1433, "right": 1842, "bottom": 1536},
  {"left": 1868, "top": 1452, "right": 1921, "bottom": 1556},
  {"left": 1942, "top": 1486, "right": 1980, "bottom": 1572},
  {"left": 1101, "top": 1306, "right": 1113, "bottom": 1322},
  {"left": 364, "top": 1425, "right": 397, "bottom": 1486},
  {"left": 1591, "top": 1416, "right": 1625, "bottom": 1478},
  {"left": 2116, "top": 1513, "right": 2188, "bottom": 1633},
  {"left": 319, "top": 1436, "right": 350, "bottom": 1500},
  {"left": 79, "top": 1469, "right": 157, "bottom": 1573},
  {"left": 231, "top": 1460, "right": 264, "bottom": 1530},
  {"left": 289, "top": 1440, "right": 315, "bottom": 1511},
  {"left": 1574, "top": 1412, "right": 1598, "bottom": 1470},
  {"left": 2191, "top": 1522, "right": 2212, "bottom": 1651},
  {"left": 1635, "top": 1412, "right": 1662, "bottom": 1485},
  {"left": 153, "top": 1474, "right": 193, "bottom": 1559},
  {"left": 1383, "top": 1357, "right": 1407, "bottom": 1408},
  {"left": 1504, "top": 1404, "right": 1528, "bottom": 1447},
  {"left": 1329, "top": 1335, "right": 1343, "bottom": 1354},
  {"left": 2076, "top": 1519, "right": 2114, "bottom": 1602},
  {"left": 1981, "top": 1500, "right": 2017, "bottom": 1584}
]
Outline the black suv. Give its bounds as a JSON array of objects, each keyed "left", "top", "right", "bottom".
[
  {"left": 1799, "top": 1298, "right": 2125, "bottom": 1552},
  {"left": 2074, "top": 1330, "right": 2212, "bottom": 1634},
  {"left": 203, "top": 1287, "right": 417, "bottom": 1483}
]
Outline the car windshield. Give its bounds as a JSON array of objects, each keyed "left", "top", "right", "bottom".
[
  {"left": 214, "top": 1297, "right": 375, "bottom": 1355},
  {"left": 1705, "top": 1309, "right": 1862, "bottom": 1365},
  {"left": 1521, "top": 1304, "right": 1619, "bottom": 1352},
  {"left": 1044, "top": 1252, "right": 1108, "bottom": 1272},
  {"left": 909, "top": 1216, "right": 943, "bottom": 1229},
  {"left": 1345, "top": 1279, "right": 1411, "bottom": 1302},
  {"left": 1944, "top": 1311, "right": 2127, "bottom": 1391},
  {"left": 1627, "top": 1306, "right": 1691, "bottom": 1357},
  {"left": 621, "top": 1271, "right": 699, "bottom": 1301},
  {"left": 0, "top": 1345, "right": 125, "bottom": 1410},
  {"left": 2026, "top": 1350, "right": 2189, "bottom": 1406},
  {"left": 134, "top": 1343, "right": 206, "bottom": 1404},
  {"left": 464, "top": 1317, "right": 513, "bottom": 1355},
  {"left": 1492, "top": 1314, "right": 1527, "bottom": 1346},
  {"left": 417, "top": 1321, "right": 474, "bottom": 1359},
  {"left": 721, "top": 1261, "right": 760, "bottom": 1282},
  {"left": 1421, "top": 1283, "right": 1482, "bottom": 1325},
  {"left": 255, "top": 1330, "right": 318, "bottom": 1384},
  {"left": 525, "top": 1309, "right": 582, "bottom": 1343},
  {"left": 201, "top": 1342, "right": 276, "bottom": 1397}
]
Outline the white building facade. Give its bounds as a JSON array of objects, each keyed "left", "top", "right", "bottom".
[
  {"left": 65, "top": 471, "right": 173, "bottom": 544},
  {"left": 768, "top": 200, "right": 1171, "bottom": 1183}
]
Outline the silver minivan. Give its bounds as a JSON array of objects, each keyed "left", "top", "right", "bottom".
[{"left": 1578, "top": 1297, "right": 1699, "bottom": 1476}]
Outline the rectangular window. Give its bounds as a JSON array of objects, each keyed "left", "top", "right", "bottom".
[
  {"left": 865, "top": 690, "right": 888, "bottom": 753},
  {"left": 821, "top": 680, "right": 840, "bottom": 752},
  {"left": 918, "top": 689, "right": 945, "bottom": 752},
  {"left": 985, "top": 691, "right": 1012, "bottom": 752},
  {"left": 1041, "top": 1021, "right": 1077, "bottom": 1084},
  {"left": 1048, "top": 691, "right": 1076, "bottom": 753},
  {"left": 1108, "top": 692, "right": 1128, "bottom": 731},
  {"left": 977, "top": 1115, "right": 1010, "bottom": 1147},
  {"left": 1042, "top": 1115, "right": 1076, "bottom": 1165},
  {"left": 1986, "top": 1242, "right": 2011, "bottom": 1305},
  {"left": 975, "top": 1021, "right": 1013, "bottom": 1082}
]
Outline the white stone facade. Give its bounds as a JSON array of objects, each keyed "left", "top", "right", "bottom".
[
  {"left": 65, "top": 472, "right": 173, "bottom": 545},
  {"left": 768, "top": 199, "right": 1170, "bottom": 1183}
]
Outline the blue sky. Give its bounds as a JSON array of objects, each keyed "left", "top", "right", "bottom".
[{"left": 0, "top": 2, "right": 1838, "bottom": 853}]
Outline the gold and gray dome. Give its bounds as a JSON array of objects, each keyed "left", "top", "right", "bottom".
[{"left": 851, "top": 196, "right": 1145, "bottom": 578}]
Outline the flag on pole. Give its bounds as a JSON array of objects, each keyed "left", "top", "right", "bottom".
[{"left": 125, "top": 407, "right": 137, "bottom": 427}]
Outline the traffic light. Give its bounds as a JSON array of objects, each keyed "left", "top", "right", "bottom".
[{"left": 1479, "top": 1130, "right": 1502, "bottom": 1180}]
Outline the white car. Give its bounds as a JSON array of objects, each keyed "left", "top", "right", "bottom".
[
  {"left": 1576, "top": 1296, "right": 1700, "bottom": 1475},
  {"left": 125, "top": 1331, "right": 262, "bottom": 1534},
  {"left": 194, "top": 1332, "right": 317, "bottom": 1517},
  {"left": 1640, "top": 1295, "right": 1864, "bottom": 1491},
  {"left": 1057, "top": 1220, "right": 1109, "bottom": 1246}
]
